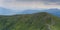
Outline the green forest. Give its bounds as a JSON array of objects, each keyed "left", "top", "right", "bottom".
[{"left": 0, "top": 12, "right": 60, "bottom": 30}]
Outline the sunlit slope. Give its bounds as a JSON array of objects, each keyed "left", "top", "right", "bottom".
[{"left": 0, "top": 12, "right": 60, "bottom": 30}]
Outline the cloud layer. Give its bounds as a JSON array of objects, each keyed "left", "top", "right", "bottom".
[
  {"left": 0, "top": 0, "right": 60, "bottom": 10},
  {"left": 0, "top": 0, "right": 60, "bottom": 15}
]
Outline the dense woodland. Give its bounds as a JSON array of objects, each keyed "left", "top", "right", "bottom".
[{"left": 0, "top": 12, "right": 60, "bottom": 30}]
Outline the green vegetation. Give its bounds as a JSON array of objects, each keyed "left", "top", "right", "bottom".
[{"left": 0, "top": 12, "right": 60, "bottom": 30}]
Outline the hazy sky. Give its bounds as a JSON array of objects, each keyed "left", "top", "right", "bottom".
[{"left": 0, "top": 0, "right": 60, "bottom": 10}]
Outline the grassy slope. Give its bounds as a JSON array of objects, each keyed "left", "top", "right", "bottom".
[{"left": 0, "top": 12, "right": 60, "bottom": 30}]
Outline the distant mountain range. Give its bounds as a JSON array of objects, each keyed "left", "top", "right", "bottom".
[
  {"left": 21, "top": 8, "right": 60, "bottom": 17},
  {"left": 0, "top": 7, "right": 16, "bottom": 15},
  {"left": 0, "top": 7, "right": 60, "bottom": 17},
  {"left": 42, "top": 9, "right": 60, "bottom": 17}
]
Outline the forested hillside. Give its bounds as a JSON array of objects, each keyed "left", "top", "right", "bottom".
[{"left": 0, "top": 12, "right": 60, "bottom": 30}]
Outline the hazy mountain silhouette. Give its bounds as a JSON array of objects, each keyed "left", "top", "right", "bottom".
[{"left": 0, "top": 7, "right": 60, "bottom": 17}]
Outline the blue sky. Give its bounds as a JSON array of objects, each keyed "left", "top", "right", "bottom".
[{"left": 0, "top": 0, "right": 60, "bottom": 15}]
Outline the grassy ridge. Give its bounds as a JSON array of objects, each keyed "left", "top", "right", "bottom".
[{"left": 0, "top": 12, "right": 60, "bottom": 30}]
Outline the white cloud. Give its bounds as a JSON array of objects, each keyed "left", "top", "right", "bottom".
[{"left": 0, "top": 0, "right": 60, "bottom": 10}]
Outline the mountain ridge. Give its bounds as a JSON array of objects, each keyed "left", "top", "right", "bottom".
[{"left": 0, "top": 12, "right": 60, "bottom": 30}]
